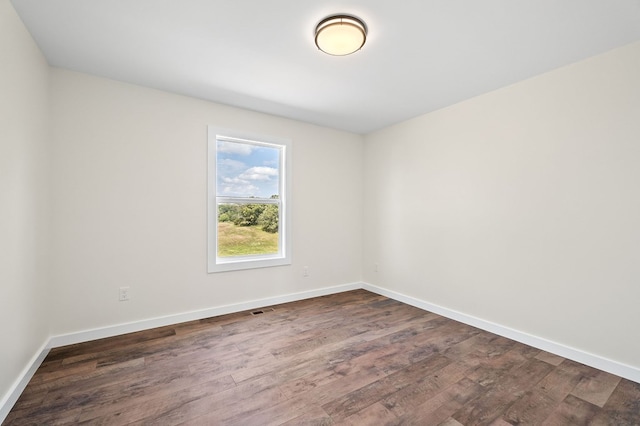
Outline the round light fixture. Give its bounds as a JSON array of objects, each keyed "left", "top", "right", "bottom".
[{"left": 315, "top": 15, "right": 367, "bottom": 56}]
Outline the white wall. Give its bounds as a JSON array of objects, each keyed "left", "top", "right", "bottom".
[
  {"left": 364, "top": 41, "right": 640, "bottom": 369},
  {"left": 50, "top": 69, "right": 363, "bottom": 336},
  {"left": 0, "top": 0, "right": 51, "bottom": 409}
]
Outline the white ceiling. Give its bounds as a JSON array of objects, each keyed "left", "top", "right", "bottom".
[{"left": 11, "top": 0, "right": 640, "bottom": 134}]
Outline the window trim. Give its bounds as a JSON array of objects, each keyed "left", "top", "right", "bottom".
[{"left": 207, "top": 126, "right": 292, "bottom": 273}]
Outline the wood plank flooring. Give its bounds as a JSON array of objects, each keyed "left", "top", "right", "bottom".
[{"left": 4, "top": 290, "right": 640, "bottom": 425}]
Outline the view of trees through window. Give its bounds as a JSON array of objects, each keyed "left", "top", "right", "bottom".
[
  {"left": 217, "top": 200, "right": 279, "bottom": 257},
  {"left": 216, "top": 137, "right": 283, "bottom": 258}
]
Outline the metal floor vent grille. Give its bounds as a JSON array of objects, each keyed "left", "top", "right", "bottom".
[{"left": 251, "top": 308, "right": 275, "bottom": 316}]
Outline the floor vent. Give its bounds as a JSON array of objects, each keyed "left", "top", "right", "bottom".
[{"left": 251, "top": 308, "right": 275, "bottom": 316}]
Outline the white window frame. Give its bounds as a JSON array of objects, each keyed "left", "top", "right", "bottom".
[{"left": 208, "top": 126, "right": 292, "bottom": 273}]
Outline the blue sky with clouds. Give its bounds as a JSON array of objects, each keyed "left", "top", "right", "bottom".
[{"left": 216, "top": 140, "right": 280, "bottom": 198}]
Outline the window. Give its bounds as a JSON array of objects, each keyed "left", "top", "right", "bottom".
[{"left": 208, "top": 127, "right": 291, "bottom": 272}]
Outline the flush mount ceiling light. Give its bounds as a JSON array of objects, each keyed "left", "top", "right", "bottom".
[{"left": 315, "top": 15, "right": 367, "bottom": 56}]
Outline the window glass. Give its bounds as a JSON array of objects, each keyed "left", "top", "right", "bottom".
[{"left": 217, "top": 202, "right": 279, "bottom": 257}]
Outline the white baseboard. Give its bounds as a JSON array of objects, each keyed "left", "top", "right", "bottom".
[
  {"left": 362, "top": 282, "right": 640, "bottom": 384},
  {"left": 48, "top": 282, "right": 362, "bottom": 348},
  {"left": 0, "top": 342, "right": 49, "bottom": 423}
]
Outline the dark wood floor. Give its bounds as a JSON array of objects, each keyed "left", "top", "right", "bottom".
[{"left": 4, "top": 290, "right": 640, "bottom": 425}]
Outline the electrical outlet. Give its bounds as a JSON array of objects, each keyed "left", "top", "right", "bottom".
[
  {"left": 119, "top": 286, "right": 130, "bottom": 301},
  {"left": 303, "top": 266, "right": 309, "bottom": 277}
]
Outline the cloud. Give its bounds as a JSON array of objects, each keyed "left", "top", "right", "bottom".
[
  {"left": 219, "top": 176, "right": 259, "bottom": 196},
  {"left": 217, "top": 141, "right": 254, "bottom": 155},
  {"left": 239, "top": 167, "right": 278, "bottom": 181},
  {"left": 218, "top": 158, "right": 246, "bottom": 172},
  {"left": 222, "top": 177, "right": 249, "bottom": 184}
]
